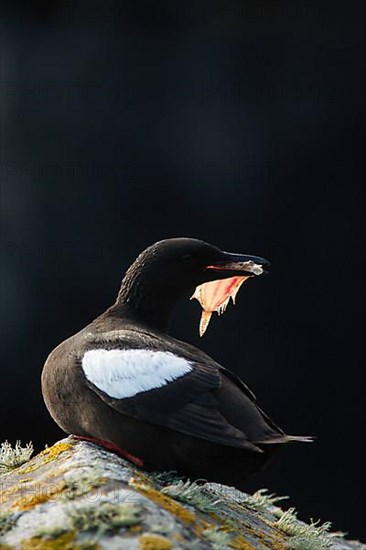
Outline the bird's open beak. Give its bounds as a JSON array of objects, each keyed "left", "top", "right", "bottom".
[{"left": 191, "top": 252, "right": 270, "bottom": 336}]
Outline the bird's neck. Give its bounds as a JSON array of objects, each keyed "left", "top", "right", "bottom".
[
  {"left": 105, "top": 275, "right": 182, "bottom": 334},
  {"left": 107, "top": 297, "right": 173, "bottom": 334}
]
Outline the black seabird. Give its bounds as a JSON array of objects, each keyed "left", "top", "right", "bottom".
[{"left": 42, "top": 238, "right": 312, "bottom": 487}]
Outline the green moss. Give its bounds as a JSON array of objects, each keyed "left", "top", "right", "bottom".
[
  {"left": 149, "top": 523, "right": 174, "bottom": 535},
  {"left": 202, "top": 527, "right": 232, "bottom": 549},
  {"left": 162, "top": 480, "right": 222, "bottom": 513},
  {"left": 275, "top": 509, "right": 333, "bottom": 550},
  {"left": 62, "top": 471, "right": 105, "bottom": 500},
  {"left": 150, "top": 471, "right": 184, "bottom": 486},
  {"left": 0, "top": 441, "right": 33, "bottom": 473},
  {"left": 182, "top": 542, "right": 204, "bottom": 550},
  {"left": 35, "top": 526, "right": 68, "bottom": 538},
  {"left": 244, "top": 489, "right": 289, "bottom": 514},
  {"left": 69, "top": 502, "right": 141, "bottom": 534},
  {"left": 130, "top": 479, "right": 196, "bottom": 524}
]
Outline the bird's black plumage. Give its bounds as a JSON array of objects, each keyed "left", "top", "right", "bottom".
[{"left": 42, "top": 237, "right": 311, "bottom": 487}]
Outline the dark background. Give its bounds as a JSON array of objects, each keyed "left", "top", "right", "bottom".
[{"left": 1, "top": 0, "right": 365, "bottom": 540}]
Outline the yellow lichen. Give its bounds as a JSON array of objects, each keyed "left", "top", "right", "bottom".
[
  {"left": 39, "top": 442, "right": 73, "bottom": 460},
  {"left": 130, "top": 471, "right": 155, "bottom": 485},
  {"left": 130, "top": 477, "right": 234, "bottom": 546},
  {"left": 1, "top": 469, "right": 69, "bottom": 510},
  {"left": 130, "top": 480, "right": 196, "bottom": 524},
  {"left": 130, "top": 525, "right": 143, "bottom": 534},
  {"left": 0, "top": 485, "right": 20, "bottom": 503},
  {"left": 139, "top": 533, "right": 173, "bottom": 550},
  {"left": 21, "top": 531, "right": 101, "bottom": 550},
  {"left": 130, "top": 475, "right": 291, "bottom": 549},
  {"left": 229, "top": 534, "right": 256, "bottom": 549},
  {"left": 17, "top": 442, "right": 72, "bottom": 475},
  {"left": 11, "top": 481, "right": 66, "bottom": 511},
  {"left": 21, "top": 531, "right": 76, "bottom": 550}
]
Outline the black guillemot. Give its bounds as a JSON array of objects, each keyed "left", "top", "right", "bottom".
[{"left": 42, "top": 238, "right": 312, "bottom": 487}]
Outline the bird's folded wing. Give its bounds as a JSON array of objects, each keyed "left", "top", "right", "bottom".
[
  {"left": 80, "top": 335, "right": 262, "bottom": 452},
  {"left": 159, "top": 392, "right": 262, "bottom": 452}
]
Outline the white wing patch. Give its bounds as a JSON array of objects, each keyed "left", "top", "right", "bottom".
[{"left": 82, "top": 349, "right": 193, "bottom": 399}]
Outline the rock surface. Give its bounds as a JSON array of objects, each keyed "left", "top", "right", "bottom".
[{"left": 0, "top": 437, "right": 364, "bottom": 549}]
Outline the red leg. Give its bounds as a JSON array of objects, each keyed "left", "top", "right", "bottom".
[{"left": 72, "top": 435, "right": 144, "bottom": 467}]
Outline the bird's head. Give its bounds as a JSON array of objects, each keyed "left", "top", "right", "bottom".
[{"left": 115, "top": 237, "right": 269, "bottom": 334}]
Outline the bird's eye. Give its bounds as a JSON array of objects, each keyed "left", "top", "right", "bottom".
[{"left": 181, "top": 253, "right": 194, "bottom": 263}]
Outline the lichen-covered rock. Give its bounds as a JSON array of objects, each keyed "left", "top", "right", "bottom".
[{"left": 0, "top": 438, "right": 364, "bottom": 550}]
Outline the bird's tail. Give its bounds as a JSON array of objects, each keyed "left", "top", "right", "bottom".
[{"left": 255, "top": 434, "right": 315, "bottom": 445}]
